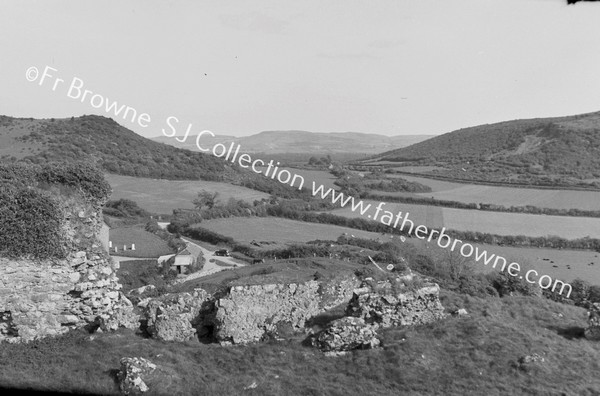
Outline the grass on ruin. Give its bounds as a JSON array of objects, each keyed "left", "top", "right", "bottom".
[
  {"left": 1, "top": 291, "right": 599, "bottom": 395},
  {"left": 171, "top": 257, "right": 362, "bottom": 294}
]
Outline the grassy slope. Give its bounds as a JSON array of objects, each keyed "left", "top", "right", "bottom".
[
  {"left": 172, "top": 257, "right": 361, "bottom": 293},
  {"left": 0, "top": 291, "right": 598, "bottom": 395}
]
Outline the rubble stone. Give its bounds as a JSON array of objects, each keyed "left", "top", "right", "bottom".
[
  {"left": 117, "top": 357, "right": 157, "bottom": 395},
  {"left": 313, "top": 317, "right": 380, "bottom": 352}
]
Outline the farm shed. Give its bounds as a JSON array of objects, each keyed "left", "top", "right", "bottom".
[{"left": 171, "top": 249, "right": 196, "bottom": 274}]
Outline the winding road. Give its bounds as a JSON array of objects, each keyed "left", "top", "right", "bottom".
[
  {"left": 175, "top": 237, "right": 245, "bottom": 283},
  {"left": 156, "top": 222, "right": 245, "bottom": 283}
]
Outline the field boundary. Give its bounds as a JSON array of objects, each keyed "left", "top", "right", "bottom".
[
  {"left": 365, "top": 192, "right": 600, "bottom": 219},
  {"left": 352, "top": 167, "right": 600, "bottom": 192}
]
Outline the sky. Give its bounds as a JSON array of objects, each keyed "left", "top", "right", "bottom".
[{"left": 1, "top": 0, "right": 600, "bottom": 138}]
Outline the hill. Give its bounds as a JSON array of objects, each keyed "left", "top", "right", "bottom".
[
  {"left": 0, "top": 115, "right": 312, "bottom": 200},
  {"left": 0, "top": 115, "right": 235, "bottom": 181},
  {"left": 152, "top": 130, "right": 434, "bottom": 155},
  {"left": 369, "top": 111, "right": 600, "bottom": 188}
]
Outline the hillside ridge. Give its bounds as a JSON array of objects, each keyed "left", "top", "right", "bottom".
[{"left": 369, "top": 110, "right": 600, "bottom": 187}]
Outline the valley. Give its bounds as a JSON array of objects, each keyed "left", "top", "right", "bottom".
[{"left": 4, "top": 111, "right": 600, "bottom": 395}]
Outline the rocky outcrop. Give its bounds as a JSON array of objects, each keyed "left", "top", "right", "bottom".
[
  {"left": 117, "top": 357, "right": 157, "bottom": 395},
  {"left": 212, "top": 275, "right": 359, "bottom": 344},
  {"left": 313, "top": 317, "right": 380, "bottom": 353},
  {"left": 345, "top": 280, "right": 446, "bottom": 328},
  {"left": 142, "top": 289, "right": 211, "bottom": 342}
]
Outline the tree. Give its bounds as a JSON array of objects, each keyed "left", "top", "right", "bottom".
[
  {"left": 308, "top": 156, "right": 321, "bottom": 166},
  {"left": 193, "top": 190, "right": 219, "bottom": 210}
]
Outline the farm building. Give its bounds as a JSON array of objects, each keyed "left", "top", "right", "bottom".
[{"left": 169, "top": 248, "right": 196, "bottom": 274}]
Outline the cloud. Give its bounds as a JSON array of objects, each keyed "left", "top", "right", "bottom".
[
  {"left": 368, "top": 38, "right": 406, "bottom": 49},
  {"left": 219, "top": 12, "right": 289, "bottom": 34},
  {"left": 316, "top": 52, "right": 380, "bottom": 60}
]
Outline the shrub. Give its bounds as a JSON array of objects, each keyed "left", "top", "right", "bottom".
[
  {"left": 105, "top": 199, "right": 150, "bottom": 218},
  {"left": 181, "top": 227, "right": 234, "bottom": 246},
  {"left": 0, "top": 186, "right": 64, "bottom": 258},
  {"left": 489, "top": 271, "right": 539, "bottom": 297}
]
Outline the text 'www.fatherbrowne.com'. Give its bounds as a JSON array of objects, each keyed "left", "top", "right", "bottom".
[{"left": 311, "top": 183, "right": 573, "bottom": 298}]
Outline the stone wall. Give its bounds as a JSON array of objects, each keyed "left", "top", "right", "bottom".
[{"left": 0, "top": 248, "right": 129, "bottom": 342}]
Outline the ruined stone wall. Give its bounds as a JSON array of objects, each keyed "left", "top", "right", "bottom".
[
  {"left": 212, "top": 275, "right": 360, "bottom": 344},
  {"left": 345, "top": 282, "right": 447, "bottom": 328},
  {"left": 0, "top": 173, "right": 131, "bottom": 342}
]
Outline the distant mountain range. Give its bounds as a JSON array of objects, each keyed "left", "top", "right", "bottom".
[
  {"left": 152, "top": 130, "right": 434, "bottom": 154},
  {"left": 370, "top": 111, "right": 600, "bottom": 186}
]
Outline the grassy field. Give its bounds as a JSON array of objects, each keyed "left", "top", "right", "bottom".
[
  {"left": 328, "top": 200, "right": 445, "bottom": 229},
  {"left": 199, "top": 214, "right": 600, "bottom": 285},
  {"left": 105, "top": 174, "right": 269, "bottom": 214},
  {"left": 384, "top": 174, "right": 600, "bottom": 211},
  {"left": 0, "top": 291, "right": 599, "bottom": 395},
  {"left": 327, "top": 199, "right": 600, "bottom": 240},
  {"left": 199, "top": 217, "right": 388, "bottom": 244},
  {"left": 109, "top": 226, "right": 174, "bottom": 258},
  {"left": 411, "top": 239, "right": 600, "bottom": 286},
  {"left": 442, "top": 208, "right": 600, "bottom": 239}
]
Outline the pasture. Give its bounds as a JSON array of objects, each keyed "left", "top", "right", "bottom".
[
  {"left": 328, "top": 200, "right": 445, "bottom": 229},
  {"left": 255, "top": 166, "right": 338, "bottom": 191},
  {"left": 411, "top": 239, "right": 600, "bottom": 286},
  {"left": 327, "top": 199, "right": 600, "bottom": 240},
  {"left": 105, "top": 174, "right": 269, "bottom": 214},
  {"left": 384, "top": 174, "right": 600, "bottom": 211},
  {"left": 199, "top": 216, "right": 388, "bottom": 244}
]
